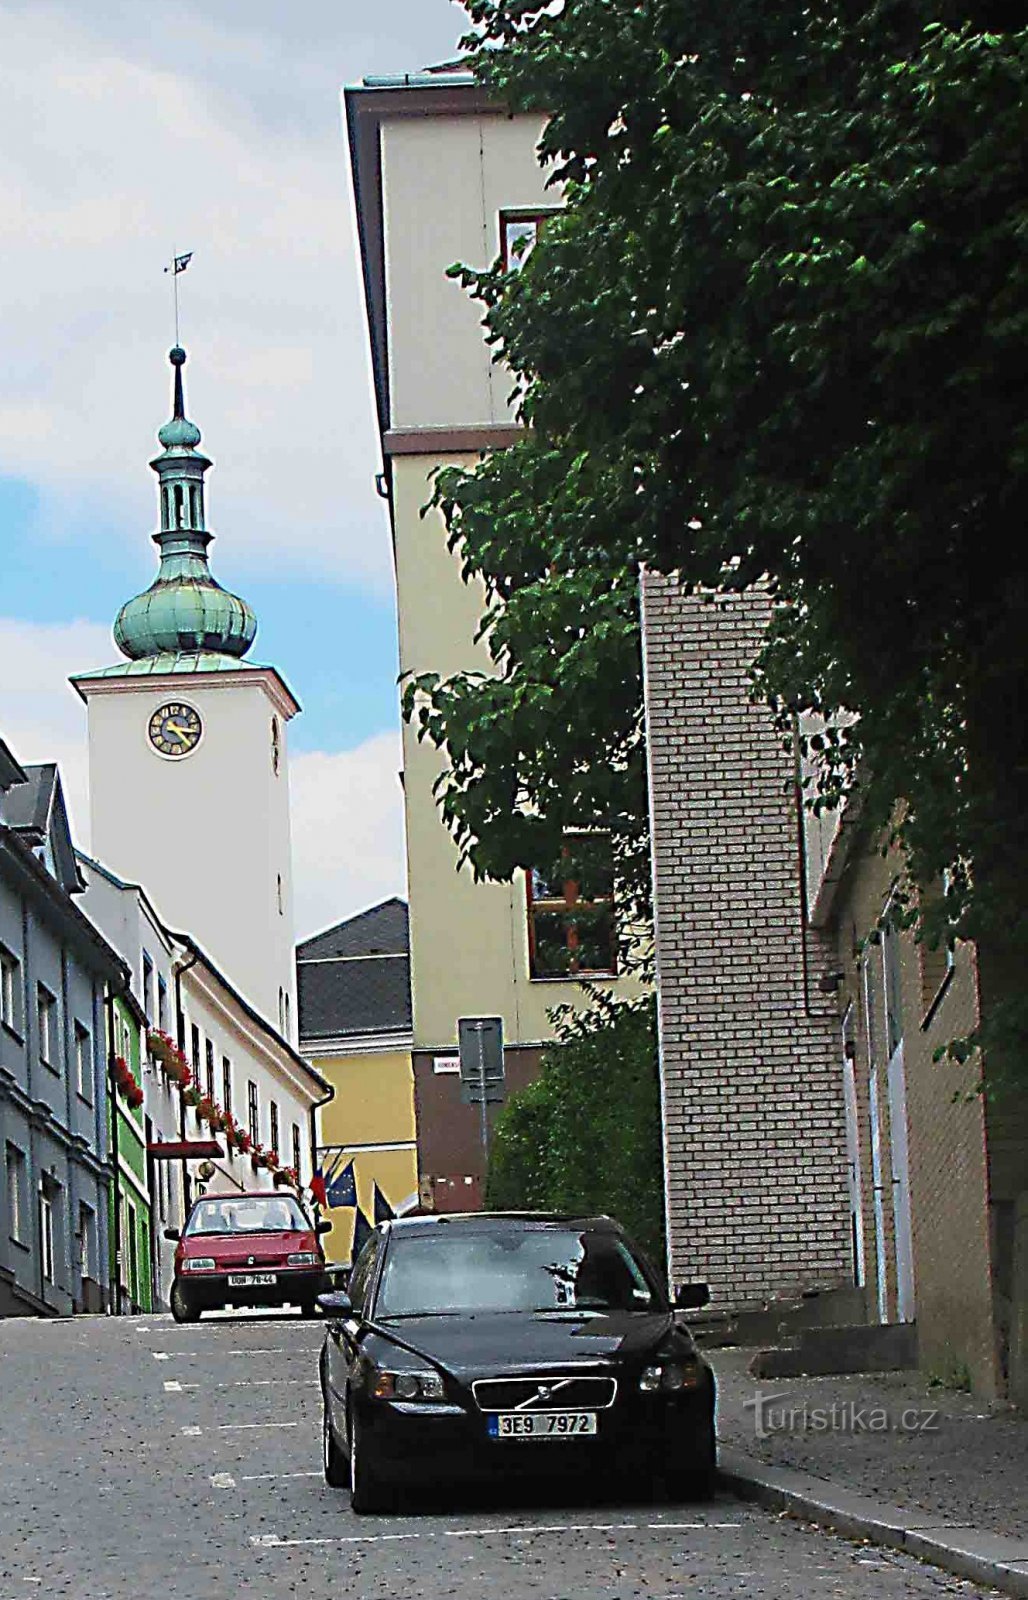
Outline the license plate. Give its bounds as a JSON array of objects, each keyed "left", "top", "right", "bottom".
[
  {"left": 228, "top": 1273, "right": 276, "bottom": 1287},
  {"left": 488, "top": 1412, "right": 597, "bottom": 1439}
]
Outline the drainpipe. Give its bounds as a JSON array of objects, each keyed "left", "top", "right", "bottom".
[
  {"left": 105, "top": 969, "right": 130, "bottom": 1316},
  {"left": 308, "top": 1083, "right": 335, "bottom": 1221},
  {"left": 792, "top": 719, "right": 816, "bottom": 1019},
  {"left": 172, "top": 948, "right": 200, "bottom": 1218}
]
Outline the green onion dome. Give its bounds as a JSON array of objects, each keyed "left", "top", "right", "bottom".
[{"left": 113, "top": 348, "right": 257, "bottom": 662}]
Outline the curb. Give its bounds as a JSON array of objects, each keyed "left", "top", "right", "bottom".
[{"left": 717, "top": 1446, "right": 1028, "bottom": 1599}]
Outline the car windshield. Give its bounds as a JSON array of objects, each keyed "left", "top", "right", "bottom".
[
  {"left": 184, "top": 1195, "right": 309, "bottom": 1236},
  {"left": 374, "top": 1227, "right": 662, "bottom": 1318}
]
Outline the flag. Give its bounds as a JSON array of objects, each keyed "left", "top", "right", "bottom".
[
  {"left": 351, "top": 1206, "right": 373, "bottom": 1264},
  {"left": 373, "top": 1184, "right": 394, "bottom": 1225},
  {"left": 326, "top": 1160, "right": 357, "bottom": 1209},
  {"left": 309, "top": 1166, "right": 327, "bottom": 1210},
  {"left": 165, "top": 252, "right": 193, "bottom": 275}
]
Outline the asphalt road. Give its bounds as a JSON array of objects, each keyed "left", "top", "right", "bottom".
[{"left": 0, "top": 1313, "right": 1000, "bottom": 1600}]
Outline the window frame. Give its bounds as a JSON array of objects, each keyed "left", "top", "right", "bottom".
[
  {"left": 74, "top": 1020, "right": 92, "bottom": 1104},
  {"left": 526, "top": 829, "right": 618, "bottom": 982},
  {"left": 37, "top": 984, "right": 57, "bottom": 1068},
  {"left": 269, "top": 1100, "right": 280, "bottom": 1159},
  {"left": 0, "top": 945, "right": 20, "bottom": 1035},
  {"left": 247, "top": 1080, "right": 259, "bottom": 1146},
  {"left": 6, "top": 1144, "right": 27, "bottom": 1246},
  {"left": 498, "top": 206, "right": 559, "bottom": 272}
]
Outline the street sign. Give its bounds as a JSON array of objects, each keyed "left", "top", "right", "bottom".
[{"left": 458, "top": 1016, "right": 505, "bottom": 1105}]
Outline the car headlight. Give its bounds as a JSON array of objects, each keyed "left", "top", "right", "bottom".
[
  {"left": 183, "top": 1257, "right": 216, "bottom": 1272},
  {"left": 287, "top": 1252, "right": 317, "bottom": 1266},
  {"left": 370, "top": 1369, "right": 446, "bottom": 1403},
  {"left": 639, "top": 1361, "right": 705, "bottom": 1392}
]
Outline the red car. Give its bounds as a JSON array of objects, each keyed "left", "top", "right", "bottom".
[{"left": 166, "top": 1191, "right": 330, "bottom": 1322}]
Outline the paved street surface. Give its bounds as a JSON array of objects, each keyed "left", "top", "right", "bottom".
[{"left": 0, "top": 1315, "right": 1003, "bottom": 1600}]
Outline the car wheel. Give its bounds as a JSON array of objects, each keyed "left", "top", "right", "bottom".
[
  {"left": 349, "top": 1409, "right": 391, "bottom": 1514},
  {"left": 170, "top": 1282, "right": 200, "bottom": 1324},
  {"left": 322, "top": 1401, "right": 349, "bottom": 1488}
]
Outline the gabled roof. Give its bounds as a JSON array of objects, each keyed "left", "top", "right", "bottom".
[
  {"left": 297, "top": 897, "right": 409, "bottom": 960},
  {"left": 297, "top": 898, "right": 412, "bottom": 1046},
  {"left": 0, "top": 738, "right": 28, "bottom": 792},
  {"left": 4, "top": 763, "right": 83, "bottom": 895}
]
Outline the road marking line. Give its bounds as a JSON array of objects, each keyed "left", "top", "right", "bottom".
[
  {"left": 249, "top": 1518, "right": 737, "bottom": 1550},
  {"left": 163, "top": 1380, "right": 183, "bottom": 1392},
  {"left": 176, "top": 1379, "right": 312, "bottom": 1389},
  {"left": 181, "top": 1426, "right": 203, "bottom": 1436},
  {"left": 210, "top": 1473, "right": 237, "bottom": 1490},
  {"left": 240, "top": 1471, "right": 321, "bottom": 1481},
  {"left": 152, "top": 1352, "right": 169, "bottom": 1361},
  {"left": 228, "top": 1348, "right": 309, "bottom": 1356},
  {"left": 217, "top": 1421, "right": 301, "bottom": 1430}
]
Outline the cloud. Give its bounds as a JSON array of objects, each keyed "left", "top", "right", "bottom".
[
  {"left": 0, "top": 616, "right": 407, "bottom": 936},
  {"left": 290, "top": 733, "right": 407, "bottom": 941},
  {"left": 0, "top": 0, "right": 465, "bottom": 591},
  {"left": 0, "top": 616, "right": 105, "bottom": 848}
]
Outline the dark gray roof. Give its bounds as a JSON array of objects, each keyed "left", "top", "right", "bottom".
[
  {"left": 4, "top": 763, "right": 83, "bottom": 895},
  {"left": 298, "top": 954, "right": 412, "bottom": 1043},
  {"left": 297, "top": 899, "right": 411, "bottom": 1043},
  {"left": 298, "top": 898, "right": 408, "bottom": 960},
  {"left": 0, "top": 738, "right": 28, "bottom": 791}
]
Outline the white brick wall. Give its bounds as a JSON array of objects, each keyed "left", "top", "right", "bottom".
[{"left": 641, "top": 576, "right": 852, "bottom": 1305}]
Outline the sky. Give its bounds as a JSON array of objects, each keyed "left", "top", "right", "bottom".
[{"left": 0, "top": 0, "right": 469, "bottom": 939}]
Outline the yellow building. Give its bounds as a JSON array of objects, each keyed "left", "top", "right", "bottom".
[
  {"left": 297, "top": 899, "right": 417, "bottom": 1263},
  {"left": 345, "top": 73, "right": 641, "bottom": 1209}
]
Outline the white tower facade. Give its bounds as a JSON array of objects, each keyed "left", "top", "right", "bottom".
[{"left": 72, "top": 348, "right": 300, "bottom": 1036}]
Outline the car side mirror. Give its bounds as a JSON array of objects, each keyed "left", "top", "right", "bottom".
[
  {"left": 316, "top": 1219, "right": 332, "bottom": 1235},
  {"left": 164, "top": 1227, "right": 180, "bottom": 1242},
  {"left": 317, "top": 1289, "right": 352, "bottom": 1317},
  {"left": 674, "top": 1281, "right": 710, "bottom": 1310}
]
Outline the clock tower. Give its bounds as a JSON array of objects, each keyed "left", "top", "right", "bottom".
[{"left": 72, "top": 347, "right": 299, "bottom": 1037}]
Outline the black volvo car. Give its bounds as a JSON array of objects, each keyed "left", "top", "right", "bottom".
[{"left": 318, "top": 1212, "right": 716, "bottom": 1512}]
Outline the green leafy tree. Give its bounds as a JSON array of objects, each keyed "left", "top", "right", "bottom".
[
  {"left": 486, "top": 992, "right": 666, "bottom": 1266},
  {"left": 409, "top": 0, "right": 1028, "bottom": 1080}
]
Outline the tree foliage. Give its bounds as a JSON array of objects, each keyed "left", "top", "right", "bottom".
[
  {"left": 408, "top": 0, "right": 1028, "bottom": 1080},
  {"left": 486, "top": 992, "right": 666, "bottom": 1267}
]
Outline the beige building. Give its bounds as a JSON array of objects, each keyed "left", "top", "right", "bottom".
[
  {"left": 806, "top": 800, "right": 1028, "bottom": 1402},
  {"left": 345, "top": 72, "right": 637, "bottom": 1207}
]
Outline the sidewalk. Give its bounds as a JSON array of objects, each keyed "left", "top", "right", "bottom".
[{"left": 710, "top": 1346, "right": 1028, "bottom": 1594}]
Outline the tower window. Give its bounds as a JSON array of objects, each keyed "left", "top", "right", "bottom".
[
  {"left": 174, "top": 485, "right": 185, "bottom": 526},
  {"left": 190, "top": 485, "right": 201, "bottom": 527}
]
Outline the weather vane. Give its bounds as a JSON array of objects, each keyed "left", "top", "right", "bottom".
[{"left": 163, "top": 251, "right": 193, "bottom": 345}]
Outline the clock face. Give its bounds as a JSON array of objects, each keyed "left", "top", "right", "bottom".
[{"left": 148, "top": 701, "right": 203, "bottom": 759}]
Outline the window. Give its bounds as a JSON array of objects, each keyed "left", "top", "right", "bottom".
[
  {"left": 6, "top": 1144, "right": 26, "bottom": 1244},
  {"left": 157, "top": 975, "right": 169, "bottom": 1033},
  {"left": 527, "top": 831, "right": 617, "bottom": 980},
  {"left": 190, "top": 1023, "right": 201, "bottom": 1071},
  {"left": 1, "top": 946, "right": 20, "bottom": 1033},
  {"left": 37, "top": 985, "right": 57, "bottom": 1066},
  {"left": 269, "top": 1101, "right": 280, "bottom": 1158},
  {"left": 283, "top": 991, "right": 291, "bottom": 1040},
  {"left": 276, "top": 874, "right": 284, "bottom": 916},
  {"left": 222, "top": 1057, "right": 233, "bottom": 1118},
  {"left": 141, "top": 952, "right": 154, "bottom": 1022},
  {"left": 205, "top": 1038, "right": 215, "bottom": 1102},
  {"left": 74, "top": 1022, "right": 92, "bottom": 1102},
  {"left": 499, "top": 208, "right": 555, "bottom": 271},
  {"left": 291, "top": 1123, "right": 302, "bottom": 1179},
  {"left": 882, "top": 912, "right": 904, "bottom": 1060},
  {"left": 247, "top": 1080, "right": 259, "bottom": 1145},
  {"left": 77, "top": 1202, "right": 95, "bottom": 1280},
  {"left": 39, "top": 1177, "right": 58, "bottom": 1284},
  {"left": 271, "top": 716, "right": 281, "bottom": 777}
]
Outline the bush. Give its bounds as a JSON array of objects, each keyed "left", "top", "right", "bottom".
[{"left": 486, "top": 991, "right": 666, "bottom": 1271}]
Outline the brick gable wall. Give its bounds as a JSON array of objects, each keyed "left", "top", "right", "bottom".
[{"left": 640, "top": 575, "right": 852, "bottom": 1304}]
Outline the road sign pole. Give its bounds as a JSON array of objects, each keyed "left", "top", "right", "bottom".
[{"left": 478, "top": 1031, "right": 490, "bottom": 1172}]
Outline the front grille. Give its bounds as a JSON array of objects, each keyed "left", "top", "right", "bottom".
[{"left": 472, "top": 1374, "right": 617, "bottom": 1413}]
